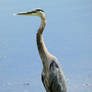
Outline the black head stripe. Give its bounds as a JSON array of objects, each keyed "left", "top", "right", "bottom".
[{"left": 35, "top": 9, "right": 45, "bottom": 12}]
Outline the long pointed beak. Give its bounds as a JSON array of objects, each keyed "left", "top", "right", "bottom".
[{"left": 15, "top": 11, "right": 33, "bottom": 16}]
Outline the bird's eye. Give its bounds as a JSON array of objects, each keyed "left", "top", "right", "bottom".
[{"left": 50, "top": 60, "right": 59, "bottom": 69}]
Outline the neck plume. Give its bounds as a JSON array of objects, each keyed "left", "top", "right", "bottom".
[{"left": 36, "top": 14, "right": 49, "bottom": 65}]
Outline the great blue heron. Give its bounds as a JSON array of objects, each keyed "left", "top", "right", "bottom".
[{"left": 16, "top": 8, "right": 67, "bottom": 92}]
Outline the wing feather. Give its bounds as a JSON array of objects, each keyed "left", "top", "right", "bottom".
[{"left": 48, "top": 61, "right": 67, "bottom": 92}]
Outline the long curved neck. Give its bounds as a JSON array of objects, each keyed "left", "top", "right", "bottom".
[{"left": 36, "top": 14, "right": 49, "bottom": 65}]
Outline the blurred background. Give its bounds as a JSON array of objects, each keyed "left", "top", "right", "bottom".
[{"left": 0, "top": 0, "right": 92, "bottom": 92}]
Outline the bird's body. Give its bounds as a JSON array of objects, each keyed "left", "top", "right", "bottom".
[{"left": 16, "top": 8, "right": 67, "bottom": 92}]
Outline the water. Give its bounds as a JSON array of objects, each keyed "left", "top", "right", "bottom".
[{"left": 0, "top": 0, "right": 92, "bottom": 92}]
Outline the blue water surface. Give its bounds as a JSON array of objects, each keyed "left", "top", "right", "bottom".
[{"left": 0, "top": 0, "right": 92, "bottom": 92}]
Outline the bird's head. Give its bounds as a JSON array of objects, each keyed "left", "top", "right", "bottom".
[{"left": 15, "top": 8, "right": 45, "bottom": 17}]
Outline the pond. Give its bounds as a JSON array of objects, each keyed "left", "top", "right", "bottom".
[{"left": 0, "top": 0, "right": 92, "bottom": 92}]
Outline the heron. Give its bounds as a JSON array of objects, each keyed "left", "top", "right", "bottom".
[{"left": 16, "top": 8, "right": 67, "bottom": 92}]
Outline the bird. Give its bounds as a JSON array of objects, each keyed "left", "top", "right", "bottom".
[{"left": 16, "top": 8, "right": 67, "bottom": 92}]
